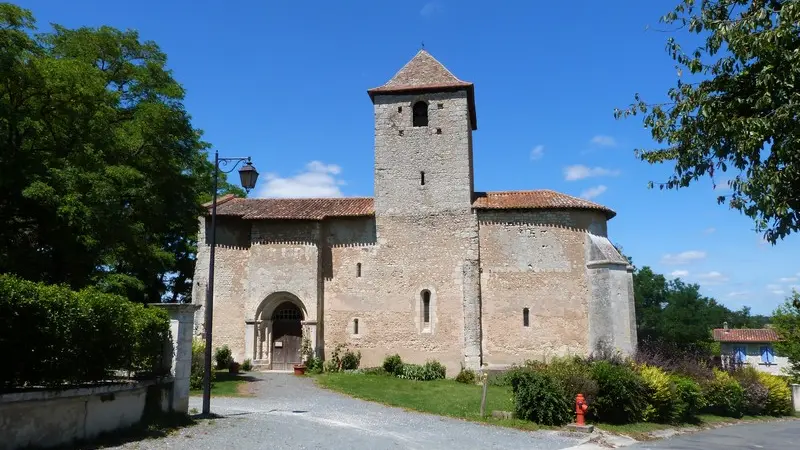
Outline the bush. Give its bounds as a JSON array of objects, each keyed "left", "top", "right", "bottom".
[
  {"left": 358, "top": 367, "right": 388, "bottom": 376},
  {"left": 733, "top": 367, "right": 768, "bottom": 416},
  {"left": 341, "top": 349, "right": 362, "bottom": 371},
  {"left": 671, "top": 375, "right": 706, "bottom": 422},
  {"left": 639, "top": 364, "right": 679, "bottom": 423},
  {"left": 396, "top": 360, "right": 446, "bottom": 381},
  {"left": 544, "top": 356, "right": 599, "bottom": 406},
  {"left": 455, "top": 368, "right": 477, "bottom": 384},
  {"left": 383, "top": 354, "right": 403, "bottom": 376},
  {"left": 702, "top": 369, "right": 745, "bottom": 418},
  {"left": 190, "top": 339, "right": 215, "bottom": 390},
  {"left": 241, "top": 359, "right": 253, "bottom": 372},
  {"left": 324, "top": 344, "right": 361, "bottom": 372},
  {"left": 589, "top": 360, "right": 649, "bottom": 424},
  {"left": 510, "top": 370, "right": 573, "bottom": 426},
  {"left": 306, "top": 357, "right": 324, "bottom": 374},
  {"left": 214, "top": 345, "right": 233, "bottom": 370},
  {"left": 757, "top": 372, "right": 793, "bottom": 416},
  {"left": 0, "top": 274, "right": 170, "bottom": 391}
]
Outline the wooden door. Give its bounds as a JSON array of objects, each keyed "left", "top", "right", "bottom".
[{"left": 271, "top": 303, "right": 303, "bottom": 370}]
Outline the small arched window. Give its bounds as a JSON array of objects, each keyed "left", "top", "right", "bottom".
[
  {"left": 356, "top": 263, "right": 362, "bottom": 277},
  {"left": 412, "top": 101, "right": 428, "bottom": 127},
  {"left": 422, "top": 290, "right": 431, "bottom": 324},
  {"left": 523, "top": 308, "right": 530, "bottom": 327}
]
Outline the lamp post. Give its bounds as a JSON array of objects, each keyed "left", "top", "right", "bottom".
[{"left": 202, "top": 150, "right": 259, "bottom": 416}]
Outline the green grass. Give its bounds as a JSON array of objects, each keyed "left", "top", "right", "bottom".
[
  {"left": 315, "top": 372, "right": 549, "bottom": 430},
  {"left": 189, "top": 370, "right": 260, "bottom": 397}
]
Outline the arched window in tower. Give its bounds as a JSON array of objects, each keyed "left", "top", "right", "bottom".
[
  {"left": 422, "top": 290, "right": 431, "bottom": 324},
  {"left": 523, "top": 307, "right": 530, "bottom": 327},
  {"left": 412, "top": 101, "right": 428, "bottom": 127}
]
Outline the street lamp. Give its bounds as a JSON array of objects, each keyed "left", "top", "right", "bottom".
[{"left": 202, "top": 150, "right": 259, "bottom": 416}]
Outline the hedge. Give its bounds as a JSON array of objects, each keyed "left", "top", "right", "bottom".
[{"left": 0, "top": 274, "right": 170, "bottom": 391}]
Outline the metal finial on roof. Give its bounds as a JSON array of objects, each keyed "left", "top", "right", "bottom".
[{"left": 421, "top": 41, "right": 425, "bottom": 50}]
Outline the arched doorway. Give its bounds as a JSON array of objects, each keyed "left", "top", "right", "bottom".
[{"left": 270, "top": 301, "right": 303, "bottom": 370}]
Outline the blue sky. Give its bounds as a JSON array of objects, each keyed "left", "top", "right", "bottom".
[{"left": 22, "top": 0, "right": 798, "bottom": 314}]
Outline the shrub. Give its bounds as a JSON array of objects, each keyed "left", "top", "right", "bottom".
[
  {"left": 396, "top": 360, "right": 447, "bottom": 381},
  {"left": 510, "top": 370, "right": 572, "bottom": 426},
  {"left": 702, "top": 369, "right": 745, "bottom": 418},
  {"left": 241, "top": 359, "right": 253, "bottom": 372},
  {"left": 190, "top": 339, "right": 215, "bottom": 390},
  {"left": 324, "top": 344, "right": 360, "bottom": 372},
  {"left": 306, "top": 357, "right": 324, "bottom": 374},
  {"left": 733, "top": 367, "right": 768, "bottom": 416},
  {"left": 589, "top": 360, "right": 649, "bottom": 424},
  {"left": 383, "top": 354, "right": 403, "bottom": 376},
  {"left": 636, "top": 341, "right": 714, "bottom": 380},
  {"left": 0, "top": 274, "right": 170, "bottom": 391},
  {"left": 341, "top": 349, "right": 362, "bottom": 371},
  {"left": 757, "top": 372, "right": 793, "bottom": 416},
  {"left": 455, "top": 368, "right": 477, "bottom": 384},
  {"left": 359, "top": 367, "right": 388, "bottom": 376},
  {"left": 640, "top": 364, "right": 679, "bottom": 423},
  {"left": 214, "top": 345, "right": 233, "bottom": 370},
  {"left": 671, "top": 375, "right": 706, "bottom": 422},
  {"left": 544, "top": 356, "right": 599, "bottom": 406}
]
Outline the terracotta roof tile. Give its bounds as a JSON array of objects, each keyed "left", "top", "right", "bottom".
[
  {"left": 472, "top": 190, "right": 616, "bottom": 219},
  {"left": 206, "top": 190, "right": 616, "bottom": 220},
  {"left": 712, "top": 328, "right": 780, "bottom": 343}
]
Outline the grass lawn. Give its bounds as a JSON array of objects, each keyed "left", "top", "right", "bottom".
[
  {"left": 315, "top": 372, "right": 548, "bottom": 431},
  {"left": 189, "top": 370, "right": 260, "bottom": 397}
]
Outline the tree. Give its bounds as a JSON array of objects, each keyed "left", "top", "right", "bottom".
[
  {"left": 772, "top": 291, "right": 800, "bottom": 381},
  {"left": 0, "top": 4, "right": 241, "bottom": 302},
  {"left": 615, "top": 0, "right": 800, "bottom": 244}
]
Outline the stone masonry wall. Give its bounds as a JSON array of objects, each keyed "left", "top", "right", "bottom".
[{"left": 477, "top": 209, "right": 608, "bottom": 365}]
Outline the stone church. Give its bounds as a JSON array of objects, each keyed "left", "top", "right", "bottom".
[{"left": 192, "top": 50, "right": 636, "bottom": 375}]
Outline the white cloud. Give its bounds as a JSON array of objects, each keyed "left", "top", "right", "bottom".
[
  {"left": 771, "top": 289, "right": 786, "bottom": 296},
  {"left": 671, "top": 270, "right": 689, "bottom": 277},
  {"left": 661, "top": 250, "right": 707, "bottom": 265},
  {"left": 696, "top": 271, "right": 729, "bottom": 284},
  {"left": 563, "top": 165, "right": 621, "bottom": 181},
  {"left": 714, "top": 179, "right": 731, "bottom": 191},
  {"left": 727, "top": 291, "right": 750, "bottom": 298},
  {"left": 778, "top": 277, "right": 798, "bottom": 282},
  {"left": 420, "top": 2, "right": 443, "bottom": 18},
  {"left": 590, "top": 135, "right": 617, "bottom": 147},
  {"left": 579, "top": 185, "right": 607, "bottom": 200},
  {"left": 766, "top": 284, "right": 782, "bottom": 290},
  {"left": 703, "top": 227, "right": 716, "bottom": 234},
  {"left": 530, "top": 145, "right": 544, "bottom": 161},
  {"left": 256, "top": 161, "right": 345, "bottom": 198}
]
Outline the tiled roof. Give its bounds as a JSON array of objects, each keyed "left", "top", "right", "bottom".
[
  {"left": 368, "top": 50, "right": 478, "bottom": 130},
  {"left": 205, "top": 190, "right": 616, "bottom": 220},
  {"left": 712, "top": 328, "right": 780, "bottom": 343},
  {"left": 473, "top": 190, "right": 616, "bottom": 219}
]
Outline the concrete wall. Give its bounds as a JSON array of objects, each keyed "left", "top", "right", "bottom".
[
  {"left": 0, "top": 382, "right": 160, "bottom": 450},
  {"left": 720, "top": 343, "right": 790, "bottom": 375}
]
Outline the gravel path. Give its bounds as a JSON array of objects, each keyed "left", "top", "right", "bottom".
[{"left": 107, "top": 373, "right": 586, "bottom": 450}]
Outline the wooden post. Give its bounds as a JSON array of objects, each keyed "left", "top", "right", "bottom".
[{"left": 479, "top": 366, "right": 489, "bottom": 418}]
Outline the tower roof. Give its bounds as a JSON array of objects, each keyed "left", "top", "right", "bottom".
[{"left": 368, "top": 50, "right": 477, "bottom": 129}]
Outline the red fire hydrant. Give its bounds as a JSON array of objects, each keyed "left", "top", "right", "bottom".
[{"left": 575, "top": 393, "right": 588, "bottom": 426}]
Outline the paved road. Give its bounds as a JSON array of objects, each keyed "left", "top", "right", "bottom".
[
  {"left": 629, "top": 420, "right": 800, "bottom": 449},
  {"left": 108, "top": 373, "right": 585, "bottom": 450}
]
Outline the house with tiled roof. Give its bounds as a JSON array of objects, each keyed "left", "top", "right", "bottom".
[
  {"left": 192, "top": 50, "right": 636, "bottom": 374},
  {"left": 713, "top": 322, "right": 788, "bottom": 375}
]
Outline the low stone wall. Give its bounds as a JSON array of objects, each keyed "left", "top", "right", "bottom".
[
  {"left": 0, "top": 380, "right": 170, "bottom": 450},
  {"left": 792, "top": 384, "right": 800, "bottom": 413}
]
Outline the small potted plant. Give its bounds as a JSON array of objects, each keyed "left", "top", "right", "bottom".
[{"left": 229, "top": 361, "right": 241, "bottom": 375}]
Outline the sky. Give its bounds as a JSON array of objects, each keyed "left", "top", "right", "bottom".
[{"left": 20, "top": 0, "right": 799, "bottom": 315}]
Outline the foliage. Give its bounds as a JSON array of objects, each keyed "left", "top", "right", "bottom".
[
  {"left": 756, "top": 372, "right": 793, "bottom": 416},
  {"left": 455, "top": 368, "right": 477, "bottom": 384},
  {"left": 615, "top": 0, "right": 800, "bottom": 243},
  {"left": 383, "top": 354, "right": 404, "bottom": 376},
  {"left": 702, "top": 369, "right": 745, "bottom": 418},
  {"left": 639, "top": 364, "right": 679, "bottom": 423},
  {"left": 306, "top": 357, "right": 324, "bottom": 374},
  {"left": 589, "top": 361, "right": 649, "bottom": 424},
  {"left": 353, "top": 367, "right": 388, "bottom": 376},
  {"left": 542, "top": 356, "right": 599, "bottom": 406},
  {"left": 323, "top": 344, "right": 361, "bottom": 372},
  {"left": 509, "top": 370, "right": 573, "bottom": 426},
  {"left": 300, "top": 325, "right": 313, "bottom": 364},
  {"left": 733, "top": 367, "right": 769, "bottom": 416},
  {"left": 396, "top": 360, "right": 447, "bottom": 381},
  {"left": 670, "top": 375, "right": 707, "bottom": 422},
  {"left": 214, "top": 345, "right": 233, "bottom": 370},
  {"left": 0, "top": 4, "right": 244, "bottom": 303},
  {"left": 0, "top": 274, "right": 169, "bottom": 391},
  {"left": 772, "top": 291, "right": 800, "bottom": 381},
  {"left": 241, "top": 359, "right": 252, "bottom": 372},
  {"left": 636, "top": 341, "right": 714, "bottom": 380},
  {"left": 190, "top": 339, "right": 215, "bottom": 391},
  {"left": 341, "top": 349, "right": 362, "bottom": 371}
]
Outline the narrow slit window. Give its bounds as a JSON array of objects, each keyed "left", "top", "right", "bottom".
[
  {"left": 523, "top": 308, "right": 530, "bottom": 327},
  {"left": 420, "top": 171, "right": 425, "bottom": 186},
  {"left": 412, "top": 101, "right": 428, "bottom": 127},
  {"left": 422, "top": 290, "right": 431, "bottom": 324},
  {"left": 397, "top": 106, "right": 403, "bottom": 113},
  {"left": 356, "top": 263, "right": 362, "bottom": 278},
  {"left": 354, "top": 318, "right": 359, "bottom": 335}
]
